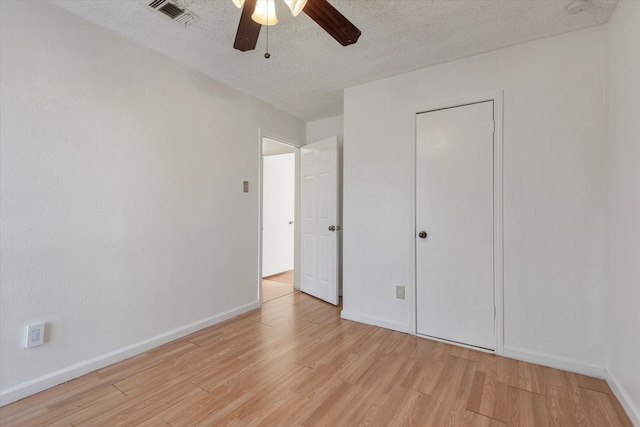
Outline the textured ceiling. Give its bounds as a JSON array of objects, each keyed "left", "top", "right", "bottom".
[{"left": 50, "top": 0, "right": 617, "bottom": 121}]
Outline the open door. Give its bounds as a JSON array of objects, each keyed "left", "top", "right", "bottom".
[{"left": 300, "top": 137, "right": 339, "bottom": 305}]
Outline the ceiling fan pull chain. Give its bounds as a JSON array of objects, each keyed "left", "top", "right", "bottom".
[{"left": 264, "top": 2, "right": 271, "bottom": 58}]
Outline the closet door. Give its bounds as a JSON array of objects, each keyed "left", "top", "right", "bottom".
[{"left": 415, "top": 101, "right": 495, "bottom": 350}]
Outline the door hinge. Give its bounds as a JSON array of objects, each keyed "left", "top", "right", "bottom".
[{"left": 491, "top": 120, "right": 495, "bottom": 134}]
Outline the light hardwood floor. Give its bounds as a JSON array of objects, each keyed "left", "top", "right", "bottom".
[
  {"left": 262, "top": 270, "right": 295, "bottom": 303},
  {"left": 264, "top": 270, "right": 294, "bottom": 285},
  {"left": 0, "top": 291, "right": 632, "bottom": 426}
]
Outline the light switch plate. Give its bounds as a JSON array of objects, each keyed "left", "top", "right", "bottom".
[{"left": 26, "top": 324, "right": 45, "bottom": 348}]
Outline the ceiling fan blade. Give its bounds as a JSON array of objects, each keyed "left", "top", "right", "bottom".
[
  {"left": 234, "top": 0, "right": 261, "bottom": 52},
  {"left": 303, "top": 0, "right": 361, "bottom": 46}
]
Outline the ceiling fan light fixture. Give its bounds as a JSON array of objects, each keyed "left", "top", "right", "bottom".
[
  {"left": 232, "top": 0, "right": 245, "bottom": 8},
  {"left": 284, "top": 0, "right": 307, "bottom": 16},
  {"left": 252, "top": 0, "right": 278, "bottom": 26}
]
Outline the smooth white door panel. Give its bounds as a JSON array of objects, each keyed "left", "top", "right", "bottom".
[
  {"left": 262, "top": 153, "right": 295, "bottom": 277},
  {"left": 416, "top": 101, "right": 495, "bottom": 350}
]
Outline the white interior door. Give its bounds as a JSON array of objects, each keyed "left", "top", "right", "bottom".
[
  {"left": 300, "top": 137, "right": 339, "bottom": 305},
  {"left": 416, "top": 101, "right": 495, "bottom": 350},
  {"left": 262, "top": 153, "right": 295, "bottom": 277}
]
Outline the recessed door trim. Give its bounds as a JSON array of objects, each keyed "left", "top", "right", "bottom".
[{"left": 409, "top": 91, "right": 504, "bottom": 355}]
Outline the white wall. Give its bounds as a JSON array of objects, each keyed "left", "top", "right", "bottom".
[
  {"left": 0, "top": 0, "right": 304, "bottom": 405},
  {"left": 262, "top": 153, "right": 295, "bottom": 277},
  {"left": 307, "top": 115, "right": 344, "bottom": 145},
  {"left": 343, "top": 26, "right": 608, "bottom": 373},
  {"left": 605, "top": 1, "right": 640, "bottom": 423}
]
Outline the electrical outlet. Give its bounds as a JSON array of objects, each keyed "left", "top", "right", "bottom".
[
  {"left": 395, "top": 285, "right": 405, "bottom": 300},
  {"left": 26, "top": 324, "right": 45, "bottom": 348},
  {"left": 243, "top": 181, "right": 249, "bottom": 193}
]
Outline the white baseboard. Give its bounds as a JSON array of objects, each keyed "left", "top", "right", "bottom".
[
  {"left": 606, "top": 370, "right": 640, "bottom": 426},
  {"left": 502, "top": 345, "right": 605, "bottom": 378},
  {"left": 0, "top": 301, "right": 260, "bottom": 407},
  {"left": 340, "top": 310, "right": 411, "bottom": 334}
]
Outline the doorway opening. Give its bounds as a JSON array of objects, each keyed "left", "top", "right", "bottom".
[{"left": 261, "top": 137, "right": 298, "bottom": 303}]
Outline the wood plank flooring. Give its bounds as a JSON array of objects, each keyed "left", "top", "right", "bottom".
[
  {"left": 262, "top": 270, "right": 295, "bottom": 303},
  {"left": 263, "top": 270, "right": 294, "bottom": 285},
  {"left": 0, "top": 291, "right": 632, "bottom": 426}
]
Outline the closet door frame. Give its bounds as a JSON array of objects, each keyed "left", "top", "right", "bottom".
[{"left": 409, "top": 91, "right": 504, "bottom": 355}]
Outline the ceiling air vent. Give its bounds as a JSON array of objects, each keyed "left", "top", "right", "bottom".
[{"left": 148, "top": 0, "right": 197, "bottom": 26}]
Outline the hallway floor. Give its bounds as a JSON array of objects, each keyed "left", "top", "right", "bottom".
[{"left": 262, "top": 270, "right": 295, "bottom": 302}]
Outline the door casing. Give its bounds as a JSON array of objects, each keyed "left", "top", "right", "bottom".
[{"left": 410, "top": 91, "right": 504, "bottom": 355}]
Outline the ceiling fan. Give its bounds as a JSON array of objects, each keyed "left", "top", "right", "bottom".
[{"left": 232, "top": 0, "right": 361, "bottom": 53}]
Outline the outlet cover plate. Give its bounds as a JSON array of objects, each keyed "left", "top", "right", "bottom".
[
  {"left": 396, "top": 285, "right": 406, "bottom": 300},
  {"left": 26, "top": 324, "right": 45, "bottom": 348}
]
